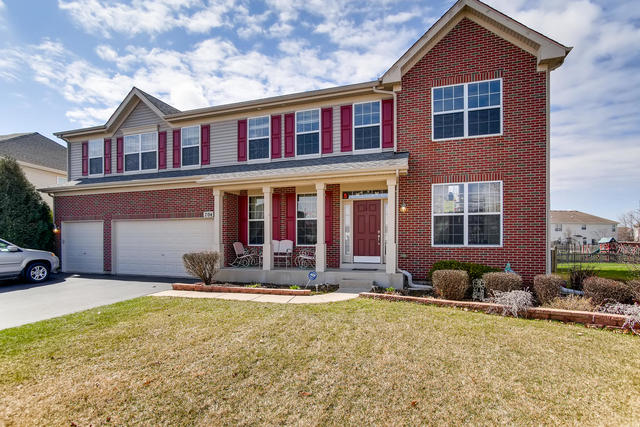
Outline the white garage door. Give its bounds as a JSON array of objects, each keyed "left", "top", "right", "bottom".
[
  {"left": 114, "top": 219, "right": 214, "bottom": 277},
  {"left": 61, "top": 221, "right": 104, "bottom": 273}
]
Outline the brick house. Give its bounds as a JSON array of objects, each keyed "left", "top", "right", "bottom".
[{"left": 46, "top": 0, "right": 570, "bottom": 287}]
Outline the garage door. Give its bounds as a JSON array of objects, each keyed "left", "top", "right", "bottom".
[
  {"left": 114, "top": 219, "right": 214, "bottom": 277},
  {"left": 61, "top": 221, "right": 104, "bottom": 273}
]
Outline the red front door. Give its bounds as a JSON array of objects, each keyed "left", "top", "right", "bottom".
[{"left": 353, "top": 200, "right": 381, "bottom": 260}]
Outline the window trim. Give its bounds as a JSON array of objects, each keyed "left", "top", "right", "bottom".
[
  {"left": 555, "top": 224, "right": 562, "bottom": 232},
  {"left": 431, "top": 78, "right": 503, "bottom": 142},
  {"left": 431, "top": 180, "right": 503, "bottom": 248},
  {"left": 296, "top": 193, "right": 318, "bottom": 247},
  {"left": 247, "top": 115, "right": 271, "bottom": 164},
  {"left": 352, "top": 100, "right": 382, "bottom": 153},
  {"left": 88, "top": 138, "right": 104, "bottom": 177},
  {"left": 295, "top": 108, "right": 321, "bottom": 159},
  {"left": 248, "top": 195, "right": 265, "bottom": 247},
  {"left": 181, "top": 125, "right": 201, "bottom": 169},
  {"left": 122, "top": 131, "right": 159, "bottom": 175}
]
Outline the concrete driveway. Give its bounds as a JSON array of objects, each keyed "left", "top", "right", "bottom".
[{"left": 0, "top": 274, "right": 175, "bottom": 330}]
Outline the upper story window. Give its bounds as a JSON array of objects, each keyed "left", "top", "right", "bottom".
[
  {"left": 612, "top": 224, "right": 616, "bottom": 232},
  {"left": 555, "top": 224, "right": 562, "bottom": 232},
  {"left": 248, "top": 196, "right": 264, "bottom": 246},
  {"left": 88, "top": 139, "right": 103, "bottom": 175},
  {"left": 432, "top": 79, "right": 502, "bottom": 140},
  {"left": 248, "top": 116, "right": 270, "bottom": 161},
  {"left": 297, "top": 194, "right": 317, "bottom": 246},
  {"left": 181, "top": 125, "right": 200, "bottom": 167},
  {"left": 124, "top": 132, "right": 157, "bottom": 172},
  {"left": 296, "top": 109, "right": 320, "bottom": 156},
  {"left": 432, "top": 181, "right": 502, "bottom": 246},
  {"left": 581, "top": 224, "right": 587, "bottom": 230},
  {"left": 354, "top": 101, "right": 380, "bottom": 150}
]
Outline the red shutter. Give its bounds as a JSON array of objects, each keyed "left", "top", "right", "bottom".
[
  {"left": 286, "top": 193, "right": 296, "bottom": 243},
  {"left": 238, "top": 195, "right": 248, "bottom": 245},
  {"left": 103, "top": 138, "right": 111, "bottom": 174},
  {"left": 201, "top": 124, "right": 210, "bottom": 165},
  {"left": 81, "top": 141, "right": 88, "bottom": 176},
  {"left": 271, "top": 115, "right": 281, "bottom": 159},
  {"left": 340, "top": 105, "right": 352, "bottom": 152},
  {"left": 324, "top": 191, "right": 333, "bottom": 244},
  {"left": 284, "top": 113, "right": 295, "bottom": 157},
  {"left": 382, "top": 99, "right": 394, "bottom": 148},
  {"left": 237, "top": 119, "right": 247, "bottom": 162},
  {"left": 321, "top": 107, "right": 333, "bottom": 154},
  {"left": 116, "top": 137, "right": 123, "bottom": 173},
  {"left": 172, "top": 129, "right": 181, "bottom": 168},
  {"left": 158, "top": 131, "right": 167, "bottom": 169},
  {"left": 272, "top": 193, "right": 281, "bottom": 240}
]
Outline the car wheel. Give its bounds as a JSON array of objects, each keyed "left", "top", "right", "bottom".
[{"left": 26, "top": 262, "right": 50, "bottom": 283}]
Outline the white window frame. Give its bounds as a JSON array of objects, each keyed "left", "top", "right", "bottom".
[
  {"left": 295, "top": 108, "right": 321, "bottom": 159},
  {"left": 581, "top": 224, "right": 587, "bottom": 230},
  {"left": 248, "top": 195, "right": 265, "bottom": 247},
  {"left": 431, "top": 78, "right": 503, "bottom": 142},
  {"left": 612, "top": 224, "right": 616, "bottom": 233},
  {"left": 296, "top": 193, "right": 317, "bottom": 247},
  {"left": 247, "top": 115, "right": 271, "bottom": 163},
  {"left": 555, "top": 224, "right": 562, "bottom": 232},
  {"left": 181, "top": 125, "right": 201, "bottom": 169},
  {"left": 352, "top": 100, "right": 382, "bottom": 153},
  {"left": 123, "top": 132, "right": 158, "bottom": 174},
  {"left": 431, "top": 181, "right": 503, "bottom": 247},
  {"left": 88, "top": 138, "right": 103, "bottom": 177}
]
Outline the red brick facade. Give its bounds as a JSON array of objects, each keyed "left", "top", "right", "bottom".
[{"left": 396, "top": 18, "right": 547, "bottom": 283}]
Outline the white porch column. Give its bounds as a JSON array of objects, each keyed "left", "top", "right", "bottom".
[
  {"left": 315, "top": 182, "right": 326, "bottom": 272},
  {"left": 386, "top": 178, "right": 397, "bottom": 274},
  {"left": 212, "top": 189, "right": 224, "bottom": 267},
  {"left": 262, "top": 186, "right": 273, "bottom": 271}
]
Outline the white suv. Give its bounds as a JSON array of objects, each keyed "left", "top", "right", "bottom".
[{"left": 0, "top": 239, "right": 60, "bottom": 283}]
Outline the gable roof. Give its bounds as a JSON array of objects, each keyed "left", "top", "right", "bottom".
[
  {"left": 136, "top": 88, "right": 181, "bottom": 115},
  {"left": 0, "top": 132, "right": 67, "bottom": 172},
  {"left": 550, "top": 210, "right": 618, "bottom": 226}
]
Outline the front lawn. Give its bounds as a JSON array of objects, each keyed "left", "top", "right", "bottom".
[
  {"left": 1, "top": 297, "right": 639, "bottom": 425},
  {"left": 557, "top": 262, "right": 640, "bottom": 281}
]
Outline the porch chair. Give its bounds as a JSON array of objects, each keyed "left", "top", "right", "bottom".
[
  {"left": 273, "top": 239, "right": 294, "bottom": 268},
  {"left": 231, "top": 242, "right": 255, "bottom": 267}
]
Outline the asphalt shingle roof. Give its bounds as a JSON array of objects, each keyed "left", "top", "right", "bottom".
[
  {"left": 550, "top": 210, "right": 618, "bottom": 225},
  {"left": 136, "top": 88, "right": 181, "bottom": 115},
  {"left": 0, "top": 132, "right": 67, "bottom": 171}
]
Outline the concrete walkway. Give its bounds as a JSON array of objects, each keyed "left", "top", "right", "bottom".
[{"left": 152, "top": 288, "right": 365, "bottom": 304}]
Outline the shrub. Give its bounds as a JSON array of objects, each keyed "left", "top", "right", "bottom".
[
  {"left": 428, "top": 260, "right": 499, "bottom": 282},
  {"left": 567, "top": 264, "right": 596, "bottom": 290},
  {"left": 483, "top": 272, "right": 523, "bottom": 294},
  {"left": 182, "top": 251, "right": 221, "bottom": 286},
  {"left": 583, "top": 277, "right": 634, "bottom": 305},
  {"left": 599, "top": 303, "right": 640, "bottom": 334},
  {"left": 432, "top": 270, "right": 469, "bottom": 300},
  {"left": 627, "top": 280, "right": 640, "bottom": 303},
  {"left": 546, "top": 296, "right": 595, "bottom": 312},
  {"left": 489, "top": 290, "right": 534, "bottom": 317},
  {"left": 290, "top": 285, "right": 301, "bottom": 290},
  {"left": 533, "top": 274, "right": 566, "bottom": 305}
]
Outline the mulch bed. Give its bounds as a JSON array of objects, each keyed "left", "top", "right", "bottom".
[{"left": 172, "top": 283, "right": 311, "bottom": 296}]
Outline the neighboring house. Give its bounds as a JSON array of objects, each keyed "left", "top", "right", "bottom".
[
  {"left": 616, "top": 226, "right": 634, "bottom": 242},
  {"left": 550, "top": 210, "right": 618, "bottom": 246},
  {"left": 0, "top": 132, "right": 67, "bottom": 207},
  {"left": 45, "top": 0, "right": 571, "bottom": 286}
]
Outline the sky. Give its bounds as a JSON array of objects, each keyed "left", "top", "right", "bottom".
[{"left": 0, "top": 0, "right": 639, "bottom": 222}]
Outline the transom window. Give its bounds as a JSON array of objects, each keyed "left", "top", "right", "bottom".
[
  {"left": 354, "top": 101, "right": 380, "bottom": 150},
  {"left": 297, "top": 194, "right": 317, "bottom": 246},
  {"left": 181, "top": 125, "right": 200, "bottom": 167},
  {"left": 248, "top": 196, "right": 264, "bottom": 246},
  {"left": 88, "top": 139, "right": 103, "bottom": 175},
  {"left": 124, "top": 132, "right": 157, "bottom": 172},
  {"left": 432, "top": 181, "right": 502, "bottom": 246},
  {"left": 432, "top": 79, "right": 502, "bottom": 140},
  {"left": 296, "top": 109, "right": 320, "bottom": 156},
  {"left": 248, "top": 116, "right": 270, "bottom": 161}
]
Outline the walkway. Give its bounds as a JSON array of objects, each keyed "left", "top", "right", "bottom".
[{"left": 152, "top": 288, "right": 366, "bottom": 304}]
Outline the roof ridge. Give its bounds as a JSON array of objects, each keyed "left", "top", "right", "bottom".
[{"left": 135, "top": 88, "right": 181, "bottom": 115}]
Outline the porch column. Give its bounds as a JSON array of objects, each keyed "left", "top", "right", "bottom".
[
  {"left": 262, "top": 186, "right": 273, "bottom": 271},
  {"left": 212, "top": 189, "right": 224, "bottom": 267},
  {"left": 386, "top": 177, "right": 397, "bottom": 274},
  {"left": 315, "top": 182, "right": 326, "bottom": 272}
]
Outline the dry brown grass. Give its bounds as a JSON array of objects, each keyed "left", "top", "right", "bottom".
[
  {"left": 546, "top": 296, "right": 596, "bottom": 312},
  {"left": 1, "top": 297, "right": 640, "bottom": 426}
]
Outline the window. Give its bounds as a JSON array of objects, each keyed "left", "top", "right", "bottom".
[
  {"left": 297, "top": 194, "right": 317, "bottom": 246},
  {"left": 124, "top": 132, "right": 157, "bottom": 172},
  {"left": 555, "top": 224, "right": 562, "bottom": 232},
  {"left": 88, "top": 139, "right": 103, "bottom": 175},
  {"left": 612, "top": 224, "right": 616, "bottom": 232},
  {"left": 181, "top": 126, "right": 200, "bottom": 167},
  {"left": 248, "top": 116, "right": 270, "bottom": 161},
  {"left": 432, "top": 79, "right": 502, "bottom": 140},
  {"left": 296, "top": 109, "right": 320, "bottom": 156},
  {"left": 354, "top": 101, "right": 380, "bottom": 150},
  {"left": 581, "top": 224, "right": 587, "bottom": 230},
  {"left": 248, "top": 196, "right": 264, "bottom": 245},
  {"left": 432, "top": 181, "right": 502, "bottom": 246}
]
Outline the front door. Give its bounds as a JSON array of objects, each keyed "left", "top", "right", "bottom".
[{"left": 353, "top": 200, "right": 381, "bottom": 263}]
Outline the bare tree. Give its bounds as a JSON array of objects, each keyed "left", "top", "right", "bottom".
[{"left": 619, "top": 208, "right": 640, "bottom": 242}]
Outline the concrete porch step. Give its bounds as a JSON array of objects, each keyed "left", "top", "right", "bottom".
[{"left": 338, "top": 278, "right": 374, "bottom": 292}]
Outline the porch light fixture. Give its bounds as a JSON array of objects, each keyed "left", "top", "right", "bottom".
[
  {"left": 400, "top": 203, "right": 408, "bottom": 213},
  {"left": 53, "top": 225, "right": 60, "bottom": 234}
]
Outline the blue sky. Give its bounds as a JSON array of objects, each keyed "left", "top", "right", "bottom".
[{"left": 0, "top": 0, "right": 639, "bottom": 222}]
